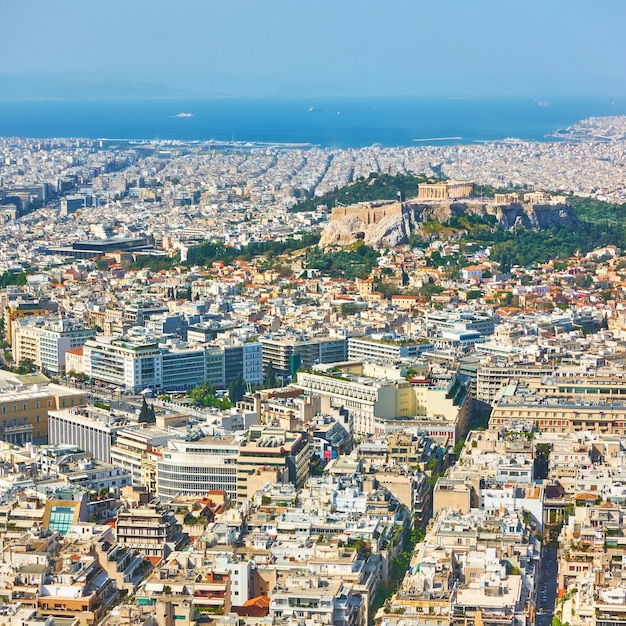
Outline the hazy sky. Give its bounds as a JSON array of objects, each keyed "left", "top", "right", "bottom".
[{"left": 2, "top": 0, "right": 626, "bottom": 97}]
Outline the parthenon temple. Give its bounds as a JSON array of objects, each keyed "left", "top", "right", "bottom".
[{"left": 417, "top": 180, "right": 474, "bottom": 200}]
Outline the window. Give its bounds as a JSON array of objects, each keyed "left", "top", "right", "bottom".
[
  {"left": 36, "top": 416, "right": 40, "bottom": 423},
  {"left": 47, "top": 505, "right": 76, "bottom": 536},
  {"left": 35, "top": 402, "right": 40, "bottom": 409}
]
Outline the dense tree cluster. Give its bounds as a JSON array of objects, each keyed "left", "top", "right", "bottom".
[
  {"left": 289, "top": 172, "right": 438, "bottom": 213},
  {"left": 568, "top": 195, "right": 626, "bottom": 223},
  {"left": 0, "top": 271, "right": 27, "bottom": 288},
  {"left": 486, "top": 221, "right": 624, "bottom": 269},
  {"left": 188, "top": 384, "right": 233, "bottom": 410},
  {"left": 186, "top": 233, "right": 320, "bottom": 267},
  {"left": 304, "top": 242, "right": 379, "bottom": 281}
]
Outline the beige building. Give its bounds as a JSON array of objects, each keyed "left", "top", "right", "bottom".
[
  {"left": 417, "top": 180, "right": 474, "bottom": 200},
  {"left": 0, "top": 375, "right": 86, "bottom": 444},
  {"left": 237, "top": 426, "right": 312, "bottom": 504},
  {"left": 433, "top": 478, "right": 472, "bottom": 515},
  {"left": 490, "top": 383, "right": 626, "bottom": 436},
  {"left": 298, "top": 362, "right": 470, "bottom": 441},
  {"left": 494, "top": 192, "right": 522, "bottom": 204}
]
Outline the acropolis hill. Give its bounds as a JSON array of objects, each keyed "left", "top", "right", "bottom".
[{"left": 319, "top": 180, "right": 574, "bottom": 248}]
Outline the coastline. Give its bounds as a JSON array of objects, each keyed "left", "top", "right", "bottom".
[{"left": 0, "top": 96, "right": 624, "bottom": 148}]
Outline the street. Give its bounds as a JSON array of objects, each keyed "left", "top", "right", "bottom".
[{"left": 536, "top": 545, "right": 558, "bottom": 626}]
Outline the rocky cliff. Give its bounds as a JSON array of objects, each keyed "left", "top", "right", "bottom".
[{"left": 319, "top": 200, "right": 574, "bottom": 249}]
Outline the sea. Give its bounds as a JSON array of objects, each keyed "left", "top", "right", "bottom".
[{"left": 0, "top": 96, "right": 625, "bottom": 148}]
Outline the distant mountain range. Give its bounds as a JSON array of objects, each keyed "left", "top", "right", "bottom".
[
  {"left": 0, "top": 73, "right": 391, "bottom": 100},
  {"left": 0, "top": 74, "right": 203, "bottom": 100}
]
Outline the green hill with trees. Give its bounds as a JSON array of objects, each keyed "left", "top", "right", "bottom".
[
  {"left": 289, "top": 172, "right": 438, "bottom": 213},
  {"left": 132, "top": 173, "right": 626, "bottom": 274}
]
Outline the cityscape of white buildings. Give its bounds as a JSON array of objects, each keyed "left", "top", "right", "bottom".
[{"left": 0, "top": 120, "right": 626, "bottom": 625}]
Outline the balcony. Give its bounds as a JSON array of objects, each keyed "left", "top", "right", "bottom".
[{"left": 3, "top": 424, "right": 33, "bottom": 435}]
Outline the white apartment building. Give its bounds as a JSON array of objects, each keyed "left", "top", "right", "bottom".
[
  {"left": 348, "top": 335, "right": 434, "bottom": 363},
  {"left": 270, "top": 577, "right": 365, "bottom": 626},
  {"left": 214, "top": 554, "right": 254, "bottom": 607},
  {"left": 13, "top": 317, "right": 96, "bottom": 374},
  {"left": 425, "top": 310, "right": 496, "bottom": 336},
  {"left": 83, "top": 336, "right": 259, "bottom": 392},
  {"left": 297, "top": 363, "right": 470, "bottom": 439},
  {"left": 110, "top": 426, "right": 177, "bottom": 487},
  {"left": 296, "top": 370, "right": 400, "bottom": 437},
  {"left": 156, "top": 437, "right": 240, "bottom": 502},
  {"left": 260, "top": 335, "right": 347, "bottom": 379},
  {"left": 83, "top": 337, "right": 162, "bottom": 391}
]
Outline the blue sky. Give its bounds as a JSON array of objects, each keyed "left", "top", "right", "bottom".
[{"left": 2, "top": 0, "right": 625, "bottom": 97}]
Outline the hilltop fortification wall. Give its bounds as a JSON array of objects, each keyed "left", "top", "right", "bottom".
[
  {"left": 320, "top": 199, "right": 573, "bottom": 249},
  {"left": 330, "top": 201, "right": 402, "bottom": 225}
]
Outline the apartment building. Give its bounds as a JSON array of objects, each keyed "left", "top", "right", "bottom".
[
  {"left": 110, "top": 426, "right": 177, "bottom": 488},
  {"left": 297, "top": 362, "right": 469, "bottom": 439},
  {"left": 236, "top": 425, "right": 312, "bottom": 504},
  {"left": 348, "top": 335, "right": 434, "bottom": 363},
  {"left": 13, "top": 317, "right": 96, "bottom": 374},
  {"left": 425, "top": 310, "right": 496, "bottom": 336},
  {"left": 490, "top": 392, "right": 626, "bottom": 436},
  {"left": 116, "top": 504, "right": 188, "bottom": 558},
  {"left": 260, "top": 334, "right": 347, "bottom": 379},
  {"left": 270, "top": 576, "right": 365, "bottom": 626},
  {"left": 156, "top": 437, "right": 240, "bottom": 502},
  {"left": 82, "top": 336, "right": 261, "bottom": 392},
  {"left": 161, "top": 345, "right": 223, "bottom": 391},
  {"left": 212, "top": 338, "right": 264, "bottom": 386},
  {"left": 83, "top": 337, "right": 162, "bottom": 390},
  {"left": 476, "top": 362, "right": 554, "bottom": 404}
]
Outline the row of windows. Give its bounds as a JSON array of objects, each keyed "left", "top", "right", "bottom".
[
  {"left": 2, "top": 400, "right": 50, "bottom": 412},
  {"left": 2, "top": 416, "right": 40, "bottom": 427}
]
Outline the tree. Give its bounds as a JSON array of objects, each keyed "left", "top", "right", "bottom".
[
  {"left": 15, "top": 358, "right": 36, "bottom": 375},
  {"left": 228, "top": 373, "right": 246, "bottom": 403},
  {"left": 188, "top": 383, "right": 233, "bottom": 410},
  {"left": 534, "top": 443, "right": 552, "bottom": 480},
  {"left": 264, "top": 363, "right": 279, "bottom": 389},
  {"left": 138, "top": 397, "right": 156, "bottom": 423}
]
